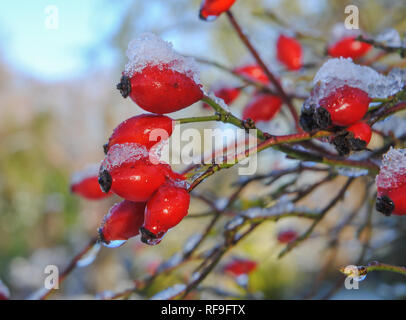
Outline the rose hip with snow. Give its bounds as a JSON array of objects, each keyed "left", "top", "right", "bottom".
[
  {"left": 199, "top": 0, "right": 236, "bottom": 21},
  {"left": 117, "top": 33, "right": 203, "bottom": 114},
  {"left": 141, "top": 184, "right": 190, "bottom": 245},
  {"left": 104, "top": 114, "right": 173, "bottom": 154},
  {"left": 242, "top": 94, "right": 282, "bottom": 123},
  {"left": 276, "top": 35, "right": 303, "bottom": 71},
  {"left": 376, "top": 148, "right": 406, "bottom": 216},
  {"left": 98, "top": 200, "right": 146, "bottom": 246},
  {"left": 70, "top": 164, "right": 111, "bottom": 200},
  {"left": 99, "top": 143, "right": 167, "bottom": 202},
  {"left": 332, "top": 122, "right": 372, "bottom": 156}
]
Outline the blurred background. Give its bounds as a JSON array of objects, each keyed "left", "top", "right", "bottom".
[{"left": 1, "top": 0, "right": 406, "bottom": 300}]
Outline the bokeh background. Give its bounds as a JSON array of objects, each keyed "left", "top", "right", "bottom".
[{"left": 1, "top": 0, "right": 406, "bottom": 300}]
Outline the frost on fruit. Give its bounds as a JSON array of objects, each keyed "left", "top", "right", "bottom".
[
  {"left": 373, "top": 116, "right": 406, "bottom": 138},
  {"left": 312, "top": 58, "right": 406, "bottom": 101},
  {"left": 124, "top": 32, "right": 201, "bottom": 84},
  {"left": 70, "top": 163, "right": 100, "bottom": 185},
  {"left": 205, "top": 90, "right": 230, "bottom": 112},
  {"left": 376, "top": 147, "right": 406, "bottom": 190},
  {"left": 150, "top": 283, "right": 186, "bottom": 300},
  {"left": 375, "top": 28, "right": 402, "bottom": 48},
  {"left": 100, "top": 143, "right": 149, "bottom": 172}
]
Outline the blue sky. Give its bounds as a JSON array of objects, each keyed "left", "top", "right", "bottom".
[{"left": 0, "top": 0, "right": 130, "bottom": 81}]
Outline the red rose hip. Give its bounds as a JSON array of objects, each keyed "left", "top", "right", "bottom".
[
  {"left": 141, "top": 184, "right": 190, "bottom": 244},
  {"left": 70, "top": 164, "right": 111, "bottom": 200},
  {"left": 332, "top": 122, "right": 372, "bottom": 156},
  {"left": 234, "top": 64, "right": 270, "bottom": 85},
  {"left": 242, "top": 94, "right": 283, "bottom": 123},
  {"left": 98, "top": 200, "right": 146, "bottom": 247},
  {"left": 224, "top": 258, "right": 257, "bottom": 276},
  {"left": 328, "top": 36, "right": 372, "bottom": 60},
  {"left": 104, "top": 114, "right": 173, "bottom": 154},
  {"left": 315, "top": 85, "right": 370, "bottom": 129},
  {"left": 199, "top": 0, "right": 236, "bottom": 21},
  {"left": 202, "top": 87, "right": 240, "bottom": 109},
  {"left": 277, "top": 35, "right": 303, "bottom": 71}
]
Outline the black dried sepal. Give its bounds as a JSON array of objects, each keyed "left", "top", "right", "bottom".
[
  {"left": 348, "top": 137, "right": 367, "bottom": 152},
  {"left": 299, "top": 104, "right": 319, "bottom": 132},
  {"left": 314, "top": 107, "right": 331, "bottom": 130},
  {"left": 103, "top": 143, "right": 109, "bottom": 155},
  {"left": 376, "top": 196, "right": 394, "bottom": 216},
  {"left": 98, "top": 169, "right": 112, "bottom": 193},
  {"left": 140, "top": 227, "right": 157, "bottom": 244},
  {"left": 116, "top": 75, "right": 131, "bottom": 98},
  {"left": 332, "top": 133, "right": 351, "bottom": 156}
]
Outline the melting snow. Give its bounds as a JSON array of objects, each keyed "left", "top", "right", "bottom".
[
  {"left": 376, "top": 147, "right": 406, "bottom": 190},
  {"left": 101, "top": 143, "right": 148, "bottom": 172}
]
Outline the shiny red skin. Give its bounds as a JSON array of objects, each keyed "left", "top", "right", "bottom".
[
  {"left": 128, "top": 65, "right": 203, "bottom": 114},
  {"left": 143, "top": 185, "right": 190, "bottom": 236},
  {"left": 277, "top": 229, "right": 298, "bottom": 244},
  {"left": 242, "top": 94, "right": 283, "bottom": 123},
  {"left": 99, "top": 200, "right": 146, "bottom": 242},
  {"left": 234, "top": 64, "right": 270, "bottom": 85},
  {"left": 106, "top": 114, "right": 173, "bottom": 152},
  {"left": 71, "top": 176, "right": 111, "bottom": 200},
  {"left": 347, "top": 122, "right": 372, "bottom": 145},
  {"left": 277, "top": 35, "right": 303, "bottom": 71},
  {"left": 320, "top": 85, "right": 370, "bottom": 127},
  {"left": 108, "top": 159, "right": 167, "bottom": 202},
  {"left": 202, "top": 87, "right": 240, "bottom": 109},
  {"left": 224, "top": 259, "right": 258, "bottom": 276},
  {"left": 199, "top": 0, "right": 236, "bottom": 20},
  {"left": 328, "top": 36, "right": 372, "bottom": 59},
  {"left": 377, "top": 183, "right": 406, "bottom": 216}
]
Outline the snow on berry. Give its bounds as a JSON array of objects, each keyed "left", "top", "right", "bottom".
[
  {"left": 376, "top": 147, "right": 406, "bottom": 191},
  {"left": 100, "top": 143, "right": 149, "bottom": 173},
  {"left": 124, "top": 33, "right": 200, "bottom": 84},
  {"left": 312, "top": 58, "right": 406, "bottom": 100}
]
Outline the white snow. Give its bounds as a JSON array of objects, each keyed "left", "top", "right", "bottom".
[
  {"left": 70, "top": 163, "right": 100, "bottom": 185},
  {"left": 242, "top": 200, "right": 315, "bottom": 219},
  {"left": 373, "top": 116, "right": 406, "bottom": 138},
  {"left": 124, "top": 33, "right": 201, "bottom": 84},
  {"left": 150, "top": 283, "right": 186, "bottom": 300},
  {"left": 376, "top": 147, "right": 406, "bottom": 190},
  {"left": 312, "top": 58, "right": 406, "bottom": 100},
  {"left": 225, "top": 216, "right": 245, "bottom": 231},
  {"left": 183, "top": 234, "right": 202, "bottom": 255},
  {"left": 101, "top": 143, "right": 148, "bottom": 172},
  {"left": 376, "top": 28, "right": 402, "bottom": 48},
  {"left": 336, "top": 167, "right": 369, "bottom": 178}
]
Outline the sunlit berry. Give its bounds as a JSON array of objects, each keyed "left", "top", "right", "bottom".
[
  {"left": 242, "top": 94, "right": 282, "bottom": 123},
  {"left": 277, "top": 229, "right": 298, "bottom": 244},
  {"left": 234, "top": 64, "right": 269, "bottom": 85},
  {"left": 328, "top": 36, "right": 372, "bottom": 60},
  {"left": 202, "top": 87, "right": 240, "bottom": 109},
  {"left": 332, "top": 122, "right": 372, "bottom": 156},
  {"left": 223, "top": 258, "right": 257, "bottom": 276},
  {"left": 70, "top": 164, "right": 111, "bottom": 200},
  {"left": 199, "top": 0, "right": 236, "bottom": 21}
]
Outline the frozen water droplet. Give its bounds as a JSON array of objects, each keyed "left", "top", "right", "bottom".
[
  {"left": 76, "top": 243, "right": 101, "bottom": 268},
  {"left": 102, "top": 239, "right": 127, "bottom": 248}
]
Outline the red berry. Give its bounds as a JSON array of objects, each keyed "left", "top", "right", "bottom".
[
  {"left": 332, "top": 122, "right": 372, "bottom": 156},
  {"left": 98, "top": 200, "right": 146, "bottom": 246},
  {"left": 377, "top": 184, "right": 406, "bottom": 216},
  {"left": 347, "top": 122, "right": 372, "bottom": 145},
  {"left": 277, "top": 35, "right": 303, "bottom": 71},
  {"left": 202, "top": 87, "right": 240, "bottom": 109},
  {"left": 117, "top": 64, "right": 203, "bottom": 114},
  {"left": 242, "top": 94, "right": 283, "bottom": 123},
  {"left": 141, "top": 184, "right": 190, "bottom": 244},
  {"left": 104, "top": 114, "right": 173, "bottom": 154},
  {"left": 70, "top": 165, "right": 111, "bottom": 200},
  {"left": 234, "top": 64, "right": 270, "bottom": 85},
  {"left": 199, "top": 0, "right": 236, "bottom": 21},
  {"left": 224, "top": 258, "right": 257, "bottom": 276},
  {"left": 328, "top": 36, "right": 372, "bottom": 59},
  {"left": 317, "top": 85, "right": 370, "bottom": 128},
  {"left": 277, "top": 229, "right": 298, "bottom": 244},
  {"left": 99, "top": 144, "right": 167, "bottom": 202}
]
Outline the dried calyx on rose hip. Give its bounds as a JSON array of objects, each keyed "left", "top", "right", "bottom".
[
  {"left": 234, "top": 64, "right": 270, "bottom": 85},
  {"left": 242, "top": 93, "right": 282, "bottom": 123},
  {"left": 276, "top": 34, "right": 303, "bottom": 71},
  {"left": 199, "top": 0, "right": 236, "bottom": 21},
  {"left": 140, "top": 183, "right": 190, "bottom": 245},
  {"left": 117, "top": 33, "right": 203, "bottom": 114},
  {"left": 99, "top": 143, "right": 170, "bottom": 202},
  {"left": 223, "top": 258, "right": 257, "bottom": 277},
  {"left": 332, "top": 122, "right": 372, "bottom": 156},
  {"left": 70, "top": 164, "right": 111, "bottom": 200},
  {"left": 104, "top": 114, "right": 174, "bottom": 154},
  {"left": 202, "top": 86, "right": 241, "bottom": 109},
  {"left": 328, "top": 36, "right": 372, "bottom": 60},
  {"left": 98, "top": 200, "right": 146, "bottom": 248},
  {"left": 375, "top": 148, "right": 406, "bottom": 216}
]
